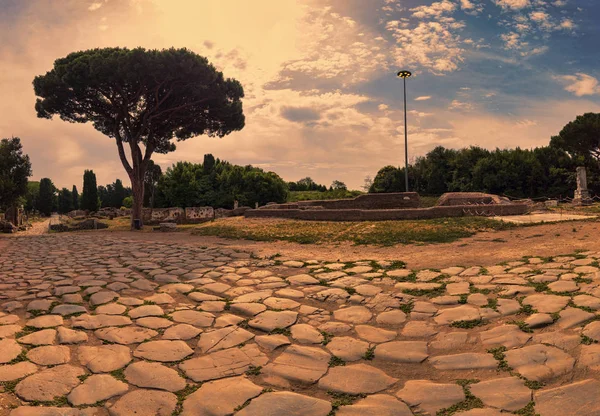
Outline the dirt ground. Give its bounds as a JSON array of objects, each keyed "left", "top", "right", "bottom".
[{"left": 68, "top": 219, "right": 600, "bottom": 269}]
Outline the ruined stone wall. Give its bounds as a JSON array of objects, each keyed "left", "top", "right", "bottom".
[
  {"left": 142, "top": 207, "right": 215, "bottom": 224},
  {"left": 263, "top": 193, "right": 420, "bottom": 210},
  {"left": 185, "top": 207, "right": 215, "bottom": 223},
  {"left": 245, "top": 203, "right": 529, "bottom": 221}
]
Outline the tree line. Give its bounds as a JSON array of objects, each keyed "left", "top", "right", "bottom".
[{"left": 371, "top": 113, "right": 600, "bottom": 199}]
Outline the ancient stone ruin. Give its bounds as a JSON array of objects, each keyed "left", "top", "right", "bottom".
[
  {"left": 245, "top": 192, "right": 529, "bottom": 221},
  {"left": 574, "top": 166, "right": 592, "bottom": 206}
]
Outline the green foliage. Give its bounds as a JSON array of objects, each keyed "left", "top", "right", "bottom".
[
  {"left": 57, "top": 188, "right": 73, "bottom": 214},
  {"left": 81, "top": 170, "right": 99, "bottom": 212},
  {"left": 370, "top": 144, "right": 595, "bottom": 197},
  {"left": 157, "top": 156, "right": 287, "bottom": 209},
  {"left": 98, "top": 179, "right": 132, "bottom": 208},
  {"left": 0, "top": 137, "right": 32, "bottom": 210},
  {"left": 34, "top": 47, "right": 245, "bottom": 224},
  {"left": 287, "top": 189, "right": 363, "bottom": 202},
  {"left": 38, "top": 178, "right": 56, "bottom": 216},
  {"left": 551, "top": 113, "right": 600, "bottom": 165},
  {"left": 71, "top": 185, "right": 79, "bottom": 210},
  {"left": 24, "top": 181, "right": 40, "bottom": 212},
  {"left": 450, "top": 319, "right": 485, "bottom": 329},
  {"left": 328, "top": 356, "right": 345, "bottom": 367},
  {"left": 122, "top": 196, "right": 133, "bottom": 208},
  {"left": 288, "top": 177, "right": 327, "bottom": 192}
]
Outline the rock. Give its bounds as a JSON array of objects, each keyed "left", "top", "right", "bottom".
[
  {"left": 255, "top": 334, "right": 291, "bottom": 351},
  {"left": 333, "top": 306, "right": 372, "bottom": 324},
  {"left": 318, "top": 364, "right": 398, "bottom": 394},
  {"left": 72, "top": 314, "right": 132, "bottom": 329},
  {"left": 263, "top": 344, "right": 330, "bottom": 384},
  {"left": 521, "top": 294, "right": 569, "bottom": 313},
  {"left": 430, "top": 353, "right": 497, "bottom": 370},
  {"left": 0, "top": 361, "right": 38, "bottom": 381},
  {"left": 504, "top": 344, "right": 575, "bottom": 381},
  {"left": 197, "top": 327, "right": 255, "bottom": 353},
  {"left": 557, "top": 307, "right": 594, "bottom": 329},
  {"left": 181, "top": 376, "right": 263, "bottom": 416},
  {"left": 108, "top": 389, "right": 177, "bottom": 416},
  {"left": 129, "top": 304, "right": 165, "bottom": 319},
  {"left": 15, "top": 364, "right": 84, "bottom": 401},
  {"left": 26, "top": 315, "right": 63, "bottom": 329},
  {"left": 124, "top": 361, "right": 186, "bottom": 392},
  {"left": 375, "top": 341, "right": 428, "bottom": 363},
  {"left": 434, "top": 305, "right": 481, "bottom": 325},
  {"left": 0, "top": 339, "right": 22, "bottom": 363},
  {"left": 18, "top": 329, "right": 56, "bottom": 345},
  {"left": 376, "top": 310, "right": 407, "bottom": 325},
  {"left": 469, "top": 377, "right": 531, "bottom": 411},
  {"left": 179, "top": 344, "right": 268, "bottom": 382},
  {"left": 401, "top": 321, "right": 438, "bottom": 338},
  {"left": 325, "top": 337, "right": 369, "bottom": 362},
  {"left": 26, "top": 345, "right": 70, "bottom": 365},
  {"left": 396, "top": 380, "right": 465, "bottom": 415},
  {"left": 133, "top": 340, "right": 194, "bottom": 362},
  {"left": 67, "top": 374, "right": 128, "bottom": 406},
  {"left": 95, "top": 326, "right": 158, "bottom": 344},
  {"left": 235, "top": 392, "right": 332, "bottom": 416},
  {"left": 336, "top": 394, "right": 413, "bottom": 416},
  {"left": 355, "top": 325, "right": 396, "bottom": 343},
  {"left": 290, "top": 324, "right": 324, "bottom": 344},
  {"left": 249, "top": 311, "right": 298, "bottom": 332},
  {"left": 57, "top": 326, "right": 88, "bottom": 344},
  {"left": 78, "top": 345, "right": 131, "bottom": 373},
  {"left": 525, "top": 313, "right": 553, "bottom": 329},
  {"left": 479, "top": 325, "right": 531, "bottom": 348},
  {"left": 163, "top": 324, "right": 203, "bottom": 340},
  {"left": 535, "top": 379, "right": 600, "bottom": 416},
  {"left": 170, "top": 310, "right": 215, "bottom": 327}
]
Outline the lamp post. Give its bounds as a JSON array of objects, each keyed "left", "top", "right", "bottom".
[{"left": 397, "top": 70, "right": 411, "bottom": 192}]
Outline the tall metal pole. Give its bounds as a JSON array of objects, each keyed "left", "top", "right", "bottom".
[{"left": 403, "top": 76, "right": 409, "bottom": 192}]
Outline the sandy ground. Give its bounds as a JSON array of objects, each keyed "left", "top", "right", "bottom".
[{"left": 62, "top": 218, "right": 599, "bottom": 270}]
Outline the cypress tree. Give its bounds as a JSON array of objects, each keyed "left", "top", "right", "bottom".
[
  {"left": 37, "top": 178, "right": 55, "bottom": 216},
  {"left": 72, "top": 185, "right": 79, "bottom": 210},
  {"left": 81, "top": 170, "right": 99, "bottom": 212}
]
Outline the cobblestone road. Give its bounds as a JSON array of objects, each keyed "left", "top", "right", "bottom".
[{"left": 1, "top": 234, "right": 599, "bottom": 415}]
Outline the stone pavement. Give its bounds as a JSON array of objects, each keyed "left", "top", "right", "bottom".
[{"left": 1, "top": 234, "right": 600, "bottom": 415}]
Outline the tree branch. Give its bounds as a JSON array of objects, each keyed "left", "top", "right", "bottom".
[{"left": 114, "top": 132, "right": 133, "bottom": 175}]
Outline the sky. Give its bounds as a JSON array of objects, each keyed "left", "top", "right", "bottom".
[{"left": 1, "top": 0, "right": 600, "bottom": 190}]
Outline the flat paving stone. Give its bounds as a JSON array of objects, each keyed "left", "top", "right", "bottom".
[
  {"left": 15, "top": 364, "right": 84, "bottom": 402},
  {"left": 263, "top": 344, "right": 330, "bottom": 384},
  {"left": 78, "top": 345, "right": 132, "bottom": 373},
  {"left": 375, "top": 341, "right": 428, "bottom": 363},
  {"left": 318, "top": 363, "right": 398, "bottom": 394},
  {"left": 504, "top": 344, "right": 575, "bottom": 381},
  {"left": 0, "top": 361, "right": 38, "bottom": 381},
  {"left": 95, "top": 326, "right": 158, "bottom": 344},
  {"left": 521, "top": 294, "right": 570, "bottom": 313},
  {"left": 108, "top": 389, "right": 177, "bottom": 416},
  {"left": 396, "top": 380, "right": 465, "bottom": 415},
  {"left": 124, "top": 361, "right": 186, "bottom": 392},
  {"left": 535, "top": 379, "right": 600, "bottom": 416},
  {"left": 72, "top": 314, "right": 132, "bottom": 329},
  {"left": 333, "top": 306, "right": 372, "bottom": 324},
  {"left": 179, "top": 344, "right": 268, "bottom": 382},
  {"left": 0, "top": 339, "right": 22, "bottom": 363},
  {"left": 170, "top": 310, "right": 215, "bottom": 327},
  {"left": 133, "top": 340, "right": 194, "bottom": 362},
  {"left": 197, "top": 326, "right": 255, "bottom": 353},
  {"left": 235, "top": 391, "right": 332, "bottom": 416},
  {"left": 26, "top": 345, "right": 70, "bottom": 366},
  {"left": 336, "top": 394, "right": 413, "bottom": 416},
  {"left": 67, "top": 374, "right": 128, "bottom": 406},
  {"left": 248, "top": 310, "right": 298, "bottom": 332},
  {"left": 181, "top": 376, "right": 263, "bottom": 416},
  {"left": 18, "top": 329, "right": 56, "bottom": 345},
  {"left": 430, "top": 353, "right": 497, "bottom": 370},
  {"left": 469, "top": 377, "right": 531, "bottom": 411},
  {"left": 162, "top": 324, "right": 203, "bottom": 340},
  {"left": 479, "top": 325, "right": 531, "bottom": 348},
  {"left": 325, "top": 336, "right": 369, "bottom": 361}
]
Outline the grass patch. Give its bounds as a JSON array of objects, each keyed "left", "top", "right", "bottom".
[
  {"left": 320, "top": 331, "right": 334, "bottom": 346},
  {"left": 508, "top": 320, "right": 533, "bottom": 333},
  {"left": 487, "top": 346, "right": 512, "bottom": 372},
  {"left": 581, "top": 335, "right": 597, "bottom": 345},
  {"left": 513, "top": 401, "right": 540, "bottom": 416},
  {"left": 327, "top": 391, "right": 365, "bottom": 414},
  {"left": 192, "top": 217, "right": 518, "bottom": 246},
  {"left": 173, "top": 384, "right": 202, "bottom": 415},
  {"left": 270, "top": 327, "right": 291, "bottom": 336},
  {"left": 328, "top": 356, "right": 345, "bottom": 367},
  {"left": 436, "top": 379, "right": 483, "bottom": 416},
  {"left": 110, "top": 369, "right": 126, "bottom": 382},
  {"left": 399, "top": 302, "right": 414, "bottom": 314},
  {"left": 363, "top": 346, "right": 375, "bottom": 361},
  {"left": 450, "top": 319, "right": 485, "bottom": 329},
  {"left": 245, "top": 366, "right": 262, "bottom": 376}
]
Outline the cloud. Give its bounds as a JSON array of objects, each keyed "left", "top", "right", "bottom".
[
  {"left": 449, "top": 100, "right": 474, "bottom": 111},
  {"left": 415, "top": 96, "right": 432, "bottom": 101},
  {"left": 495, "top": 0, "right": 531, "bottom": 10},
  {"left": 558, "top": 73, "right": 600, "bottom": 97},
  {"left": 410, "top": 0, "right": 456, "bottom": 19},
  {"left": 280, "top": 106, "right": 321, "bottom": 123}
]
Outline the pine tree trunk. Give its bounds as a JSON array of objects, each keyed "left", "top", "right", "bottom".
[{"left": 130, "top": 172, "right": 145, "bottom": 230}]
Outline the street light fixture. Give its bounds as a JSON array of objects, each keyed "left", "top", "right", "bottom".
[{"left": 397, "top": 70, "right": 412, "bottom": 192}]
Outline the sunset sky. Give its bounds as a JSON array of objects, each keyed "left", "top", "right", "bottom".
[{"left": 1, "top": 0, "right": 599, "bottom": 190}]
